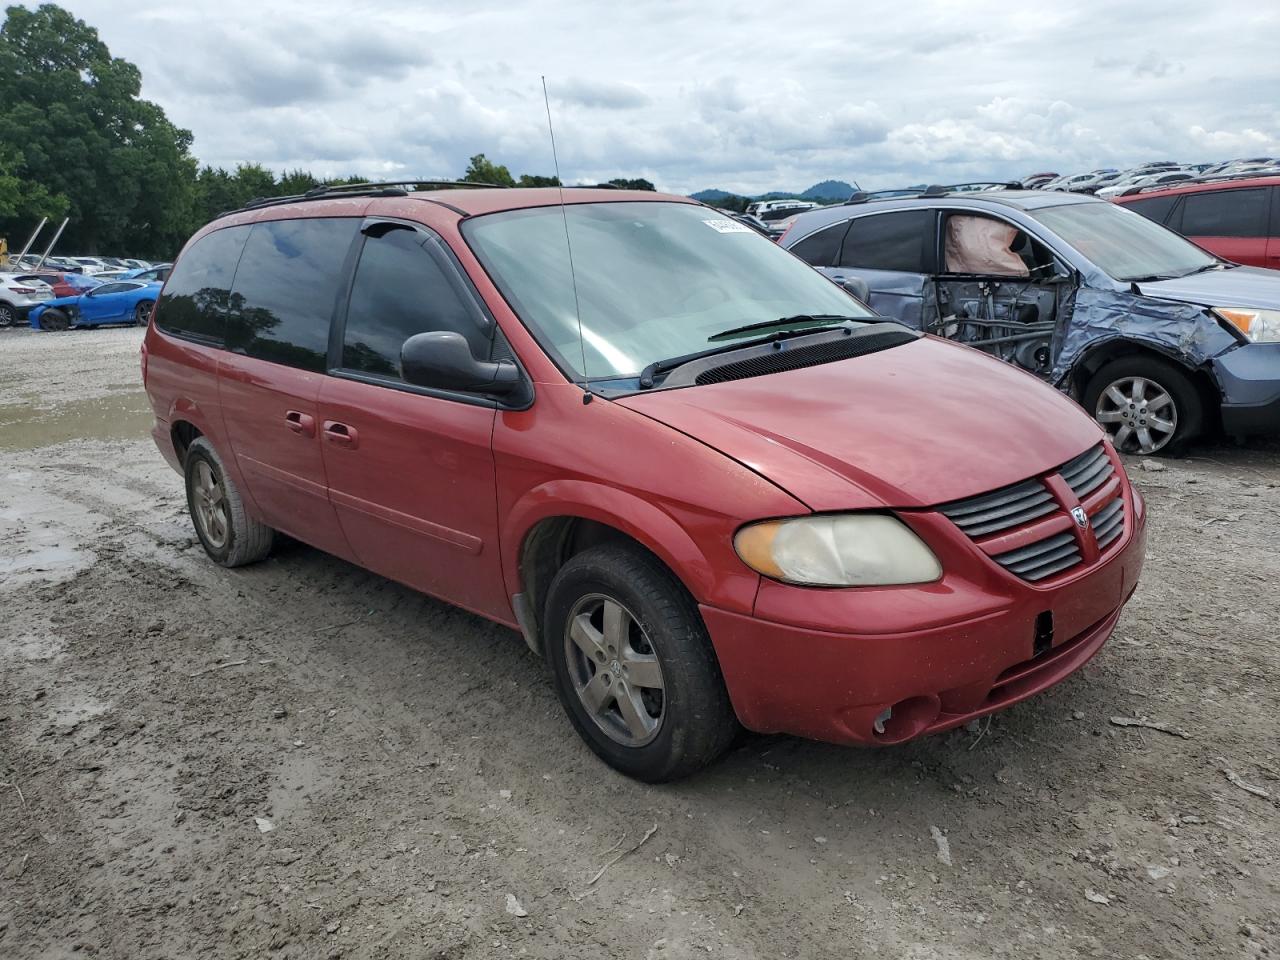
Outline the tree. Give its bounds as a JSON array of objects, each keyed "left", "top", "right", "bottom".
[
  {"left": 608, "top": 177, "right": 656, "bottom": 191},
  {"left": 517, "top": 173, "right": 560, "bottom": 187},
  {"left": 0, "top": 146, "right": 68, "bottom": 223},
  {"left": 0, "top": 4, "right": 197, "bottom": 257},
  {"left": 462, "top": 154, "right": 516, "bottom": 187}
]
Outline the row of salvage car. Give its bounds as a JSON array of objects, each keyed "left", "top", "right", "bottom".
[{"left": 777, "top": 175, "right": 1280, "bottom": 456}]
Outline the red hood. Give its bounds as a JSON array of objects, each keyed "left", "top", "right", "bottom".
[{"left": 616, "top": 337, "right": 1103, "bottom": 511}]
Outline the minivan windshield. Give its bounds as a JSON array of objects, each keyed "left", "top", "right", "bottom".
[
  {"left": 463, "top": 201, "right": 871, "bottom": 380},
  {"left": 1030, "top": 201, "right": 1218, "bottom": 282}
]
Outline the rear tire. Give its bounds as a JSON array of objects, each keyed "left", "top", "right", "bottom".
[
  {"left": 0, "top": 302, "right": 16, "bottom": 327},
  {"left": 135, "top": 300, "right": 153, "bottom": 326},
  {"left": 1084, "top": 356, "right": 1203, "bottom": 457},
  {"left": 38, "top": 308, "right": 70, "bottom": 332},
  {"left": 543, "top": 543, "right": 738, "bottom": 782},
  {"left": 184, "top": 437, "right": 274, "bottom": 567}
]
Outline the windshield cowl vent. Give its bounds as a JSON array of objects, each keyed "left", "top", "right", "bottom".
[{"left": 693, "top": 328, "right": 918, "bottom": 387}]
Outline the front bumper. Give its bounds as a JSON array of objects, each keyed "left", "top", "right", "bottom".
[
  {"left": 1213, "top": 342, "right": 1280, "bottom": 436},
  {"left": 702, "top": 476, "right": 1147, "bottom": 747}
]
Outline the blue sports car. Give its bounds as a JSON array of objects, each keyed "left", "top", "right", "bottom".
[{"left": 29, "top": 279, "right": 164, "bottom": 330}]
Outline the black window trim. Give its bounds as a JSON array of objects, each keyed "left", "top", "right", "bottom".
[
  {"left": 787, "top": 219, "right": 852, "bottom": 267},
  {"left": 327, "top": 215, "right": 533, "bottom": 411}
]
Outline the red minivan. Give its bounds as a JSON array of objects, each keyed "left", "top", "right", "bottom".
[{"left": 142, "top": 184, "right": 1147, "bottom": 781}]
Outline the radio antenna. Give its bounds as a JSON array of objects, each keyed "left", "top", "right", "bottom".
[{"left": 541, "top": 75, "right": 590, "bottom": 392}]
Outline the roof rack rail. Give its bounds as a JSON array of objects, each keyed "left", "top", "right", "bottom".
[
  {"left": 216, "top": 179, "right": 508, "bottom": 218},
  {"left": 844, "top": 181, "right": 1022, "bottom": 205}
]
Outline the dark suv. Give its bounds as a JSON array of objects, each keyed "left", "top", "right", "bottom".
[
  {"left": 1113, "top": 174, "right": 1280, "bottom": 270},
  {"left": 780, "top": 189, "right": 1280, "bottom": 454}
]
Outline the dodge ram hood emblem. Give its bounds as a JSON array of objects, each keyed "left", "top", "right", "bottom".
[{"left": 1071, "top": 506, "right": 1090, "bottom": 529}]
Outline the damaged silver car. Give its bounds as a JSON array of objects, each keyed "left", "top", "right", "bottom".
[{"left": 780, "top": 188, "right": 1280, "bottom": 455}]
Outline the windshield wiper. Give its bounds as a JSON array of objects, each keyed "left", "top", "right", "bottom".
[
  {"left": 706, "top": 314, "right": 862, "bottom": 343},
  {"left": 637, "top": 324, "right": 854, "bottom": 389},
  {"left": 1182, "top": 262, "right": 1227, "bottom": 276}
]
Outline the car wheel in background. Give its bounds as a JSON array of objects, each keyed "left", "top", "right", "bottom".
[
  {"left": 38, "top": 308, "right": 70, "bottom": 331},
  {"left": 543, "top": 543, "right": 738, "bottom": 782},
  {"left": 135, "top": 300, "right": 153, "bottom": 326},
  {"left": 0, "top": 302, "right": 16, "bottom": 326},
  {"left": 1084, "top": 356, "right": 1203, "bottom": 456},
  {"left": 184, "top": 437, "right": 274, "bottom": 567}
]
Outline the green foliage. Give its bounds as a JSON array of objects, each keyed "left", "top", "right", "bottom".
[
  {"left": 0, "top": 146, "right": 68, "bottom": 222},
  {"left": 516, "top": 173, "right": 561, "bottom": 187},
  {"left": 0, "top": 3, "right": 196, "bottom": 257},
  {"left": 607, "top": 178, "right": 655, "bottom": 191},
  {"left": 463, "top": 154, "right": 516, "bottom": 187}
]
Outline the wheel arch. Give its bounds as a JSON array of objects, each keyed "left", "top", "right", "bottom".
[
  {"left": 1067, "top": 337, "right": 1220, "bottom": 417},
  {"left": 504, "top": 482, "right": 720, "bottom": 656}
]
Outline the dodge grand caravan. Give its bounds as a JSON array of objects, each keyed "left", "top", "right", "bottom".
[{"left": 142, "top": 183, "right": 1147, "bottom": 781}]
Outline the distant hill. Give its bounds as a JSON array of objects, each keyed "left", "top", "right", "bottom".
[{"left": 690, "top": 180, "right": 855, "bottom": 204}]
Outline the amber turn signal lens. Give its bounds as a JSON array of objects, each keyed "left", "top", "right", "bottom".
[{"left": 733, "top": 521, "right": 785, "bottom": 579}]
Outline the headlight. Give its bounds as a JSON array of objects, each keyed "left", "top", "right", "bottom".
[
  {"left": 734, "top": 514, "right": 942, "bottom": 587},
  {"left": 1215, "top": 307, "right": 1280, "bottom": 343}
]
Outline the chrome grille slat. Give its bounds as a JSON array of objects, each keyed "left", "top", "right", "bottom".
[{"left": 941, "top": 443, "right": 1128, "bottom": 584}]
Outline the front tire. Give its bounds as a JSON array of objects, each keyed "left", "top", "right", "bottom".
[
  {"left": 544, "top": 543, "right": 738, "bottom": 782},
  {"left": 184, "top": 437, "right": 274, "bottom": 567},
  {"left": 38, "top": 308, "right": 70, "bottom": 331},
  {"left": 1084, "top": 356, "right": 1203, "bottom": 456}
]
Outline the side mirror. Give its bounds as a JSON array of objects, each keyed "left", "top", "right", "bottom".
[
  {"left": 837, "top": 276, "right": 871, "bottom": 302},
  {"left": 401, "top": 331, "right": 526, "bottom": 401}
]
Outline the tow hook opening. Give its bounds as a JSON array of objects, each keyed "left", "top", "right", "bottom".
[{"left": 871, "top": 696, "right": 942, "bottom": 743}]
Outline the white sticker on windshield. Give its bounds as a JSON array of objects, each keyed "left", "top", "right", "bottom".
[{"left": 702, "top": 218, "right": 752, "bottom": 234}]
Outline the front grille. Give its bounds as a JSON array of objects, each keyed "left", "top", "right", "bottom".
[
  {"left": 1060, "top": 444, "right": 1114, "bottom": 499},
  {"left": 992, "top": 532, "right": 1083, "bottom": 582},
  {"left": 1092, "top": 497, "right": 1124, "bottom": 551},
  {"left": 940, "top": 443, "right": 1127, "bottom": 583},
  {"left": 938, "top": 478, "right": 1056, "bottom": 537}
]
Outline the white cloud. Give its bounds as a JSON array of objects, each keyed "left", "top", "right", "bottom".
[{"left": 45, "top": 0, "right": 1280, "bottom": 194}]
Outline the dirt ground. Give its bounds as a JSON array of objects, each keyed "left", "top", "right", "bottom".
[{"left": 1, "top": 325, "right": 1277, "bottom": 960}]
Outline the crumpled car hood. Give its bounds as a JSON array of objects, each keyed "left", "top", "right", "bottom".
[
  {"left": 617, "top": 337, "right": 1104, "bottom": 511},
  {"left": 1139, "top": 266, "right": 1280, "bottom": 310}
]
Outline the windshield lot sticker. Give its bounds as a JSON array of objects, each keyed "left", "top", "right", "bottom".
[{"left": 702, "top": 218, "right": 752, "bottom": 233}]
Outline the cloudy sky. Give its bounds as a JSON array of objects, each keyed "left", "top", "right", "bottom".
[{"left": 49, "top": 0, "right": 1280, "bottom": 195}]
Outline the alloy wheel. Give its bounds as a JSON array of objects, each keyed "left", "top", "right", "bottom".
[
  {"left": 563, "top": 593, "right": 666, "bottom": 747},
  {"left": 0, "top": 303, "right": 15, "bottom": 326},
  {"left": 1094, "top": 376, "right": 1177, "bottom": 454},
  {"left": 191, "top": 460, "right": 230, "bottom": 549}
]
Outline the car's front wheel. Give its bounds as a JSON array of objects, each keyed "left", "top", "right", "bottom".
[
  {"left": 184, "top": 437, "right": 274, "bottom": 567},
  {"left": 37, "top": 308, "right": 70, "bottom": 331},
  {"left": 1084, "top": 356, "right": 1203, "bottom": 456},
  {"left": 543, "top": 543, "right": 738, "bottom": 782}
]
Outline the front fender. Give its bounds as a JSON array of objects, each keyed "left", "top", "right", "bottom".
[{"left": 501, "top": 478, "right": 760, "bottom": 616}]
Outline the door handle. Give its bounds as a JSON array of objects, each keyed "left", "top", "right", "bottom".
[
  {"left": 284, "top": 410, "right": 316, "bottom": 437},
  {"left": 322, "top": 420, "right": 359, "bottom": 448}
]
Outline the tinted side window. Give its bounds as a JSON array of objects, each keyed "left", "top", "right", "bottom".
[
  {"left": 156, "top": 226, "right": 251, "bottom": 344},
  {"left": 1123, "top": 195, "right": 1179, "bottom": 225},
  {"left": 340, "top": 226, "right": 491, "bottom": 379},
  {"left": 790, "top": 222, "right": 848, "bottom": 267},
  {"left": 226, "top": 218, "right": 359, "bottom": 371},
  {"left": 1181, "top": 189, "right": 1267, "bottom": 237},
  {"left": 92, "top": 282, "right": 136, "bottom": 296},
  {"left": 838, "top": 211, "right": 935, "bottom": 272}
]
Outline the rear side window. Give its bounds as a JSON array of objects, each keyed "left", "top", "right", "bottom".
[
  {"left": 1180, "top": 188, "right": 1267, "bottom": 237},
  {"left": 838, "top": 211, "right": 935, "bottom": 272},
  {"left": 1122, "top": 195, "right": 1179, "bottom": 225},
  {"left": 340, "top": 226, "right": 491, "bottom": 379},
  {"left": 790, "top": 222, "right": 848, "bottom": 267},
  {"left": 226, "top": 218, "right": 359, "bottom": 371},
  {"left": 157, "top": 226, "right": 251, "bottom": 344}
]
